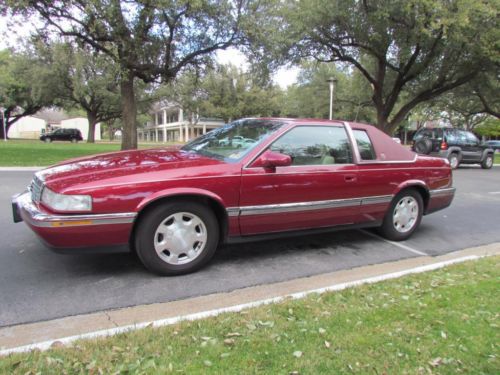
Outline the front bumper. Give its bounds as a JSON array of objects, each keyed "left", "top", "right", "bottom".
[{"left": 12, "top": 191, "right": 137, "bottom": 248}]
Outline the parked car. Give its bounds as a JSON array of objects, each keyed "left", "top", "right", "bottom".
[
  {"left": 13, "top": 118, "right": 455, "bottom": 275},
  {"left": 40, "top": 128, "right": 83, "bottom": 143},
  {"left": 485, "top": 140, "right": 500, "bottom": 152},
  {"left": 218, "top": 135, "right": 256, "bottom": 148},
  {"left": 412, "top": 127, "right": 494, "bottom": 169}
]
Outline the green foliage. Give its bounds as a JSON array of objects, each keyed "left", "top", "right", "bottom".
[
  {"left": 34, "top": 41, "right": 122, "bottom": 142},
  {"left": 282, "top": 62, "right": 375, "bottom": 123},
  {"left": 475, "top": 118, "right": 500, "bottom": 138},
  {"left": 0, "top": 48, "right": 59, "bottom": 138},
  {"left": 4, "top": 0, "right": 261, "bottom": 149},
  {"left": 257, "top": 0, "right": 498, "bottom": 133},
  {"left": 161, "top": 64, "right": 284, "bottom": 123}
]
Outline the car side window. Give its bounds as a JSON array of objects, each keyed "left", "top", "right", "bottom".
[
  {"left": 270, "top": 126, "right": 353, "bottom": 166},
  {"left": 465, "top": 132, "right": 479, "bottom": 145},
  {"left": 352, "top": 130, "right": 376, "bottom": 160}
]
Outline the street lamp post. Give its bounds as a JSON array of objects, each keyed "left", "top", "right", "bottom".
[{"left": 327, "top": 77, "right": 337, "bottom": 120}]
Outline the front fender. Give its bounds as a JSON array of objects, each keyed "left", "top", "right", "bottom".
[{"left": 136, "top": 187, "right": 226, "bottom": 212}]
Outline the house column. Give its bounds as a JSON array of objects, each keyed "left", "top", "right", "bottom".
[
  {"left": 203, "top": 123, "right": 207, "bottom": 134},
  {"left": 179, "top": 124, "right": 183, "bottom": 142},
  {"left": 185, "top": 123, "right": 190, "bottom": 142},
  {"left": 155, "top": 128, "right": 159, "bottom": 142},
  {"left": 179, "top": 108, "right": 183, "bottom": 122},
  {"left": 163, "top": 109, "right": 167, "bottom": 124},
  {"left": 163, "top": 126, "right": 167, "bottom": 143}
]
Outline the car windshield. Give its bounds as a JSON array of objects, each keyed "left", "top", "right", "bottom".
[{"left": 181, "top": 119, "right": 285, "bottom": 162}]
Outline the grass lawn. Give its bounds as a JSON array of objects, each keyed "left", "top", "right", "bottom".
[
  {"left": 0, "top": 139, "right": 177, "bottom": 167},
  {"left": 1, "top": 257, "right": 498, "bottom": 374}
]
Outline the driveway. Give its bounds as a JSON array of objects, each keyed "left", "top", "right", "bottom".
[{"left": 0, "top": 167, "right": 499, "bottom": 327}]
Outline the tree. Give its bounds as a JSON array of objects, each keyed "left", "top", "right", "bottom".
[
  {"left": 161, "top": 64, "right": 284, "bottom": 124},
  {"left": 36, "top": 41, "right": 122, "bottom": 142},
  {"left": 0, "top": 49, "right": 58, "bottom": 139},
  {"left": 282, "top": 62, "right": 375, "bottom": 123},
  {"left": 260, "top": 0, "right": 497, "bottom": 134},
  {"left": 5, "top": 1, "right": 259, "bottom": 149},
  {"left": 475, "top": 118, "right": 500, "bottom": 139}
]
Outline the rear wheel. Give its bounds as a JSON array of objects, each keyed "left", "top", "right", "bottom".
[
  {"left": 135, "top": 201, "right": 219, "bottom": 276},
  {"left": 481, "top": 154, "right": 493, "bottom": 169},
  {"left": 378, "top": 189, "right": 423, "bottom": 241},
  {"left": 70, "top": 138, "right": 78, "bottom": 143},
  {"left": 448, "top": 153, "right": 459, "bottom": 169},
  {"left": 44, "top": 137, "right": 52, "bottom": 143}
]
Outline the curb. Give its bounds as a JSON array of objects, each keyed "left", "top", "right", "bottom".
[
  {"left": 1, "top": 242, "right": 498, "bottom": 355},
  {"left": 0, "top": 167, "right": 43, "bottom": 171}
]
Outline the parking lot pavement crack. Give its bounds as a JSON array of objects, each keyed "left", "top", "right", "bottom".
[{"left": 103, "top": 311, "right": 119, "bottom": 328}]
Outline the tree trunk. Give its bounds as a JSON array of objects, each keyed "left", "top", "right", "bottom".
[
  {"left": 0, "top": 118, "right": 6, "bottom": 140},
  {"left": 86, "top": 111, "right": 97, "bottom": 143},
  {"left": 120, "top": 71, "right": 138, "bottom": 150}
]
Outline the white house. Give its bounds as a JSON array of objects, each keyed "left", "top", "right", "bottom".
[
  {"left": 138, "top": 102, "right": 225, "bottom": 143},
  {"left": 8, "top": 109, "right": 101, "bottom": 141}
]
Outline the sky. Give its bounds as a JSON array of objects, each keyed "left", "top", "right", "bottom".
[{"left": 0, "top": 17, "right": 298, "bottom": 89}]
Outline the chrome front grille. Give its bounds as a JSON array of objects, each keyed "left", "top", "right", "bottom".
[{"left": 30, "top": 176, "right": 44, "bottom": 202}]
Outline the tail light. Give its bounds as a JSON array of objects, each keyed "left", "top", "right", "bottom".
[{"left": 440, "top": 141, "right": 448, "bottom": 150}]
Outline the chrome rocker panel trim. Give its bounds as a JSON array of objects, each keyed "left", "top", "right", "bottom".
[
  {"left": 429, "top": 187, "right": 456, "bottom": 197},
  {"left": 226, "top": 195, "right": 393, "bottom": 217}
]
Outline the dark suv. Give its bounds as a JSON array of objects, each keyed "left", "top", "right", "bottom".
[
  {"left": 412, "top": 127, "right": 494, "bottom": 169},
  {"left": 40, "top": 128, "right": 83, "bottom": 143}
]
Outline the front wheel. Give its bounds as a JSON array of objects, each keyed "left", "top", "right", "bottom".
[
  {"left": 70, "top": 138, "right": 78, "bottom": 143},
  {"left": 135, "top": 201, "right": 219, "bottom": 276},
  {"left": 378, "top": 189, "right": 423, "bottom": 241},
  {"left": 481, "top": 154, "right": 493, "bottom": 169},
  {"left": 448, "top": 153, "right": 459, "bottom": 170},
  {"left": 44, "top": 137, "right": 52, "bottom": 143}
]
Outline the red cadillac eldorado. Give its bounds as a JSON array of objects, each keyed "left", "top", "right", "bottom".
[{"left": 12, "top": 118, "right": 455, "bottom": 275}]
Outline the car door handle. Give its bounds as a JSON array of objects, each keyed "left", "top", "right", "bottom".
[{"left": 344, "top": 175, "right": 357, "bottom": 182}]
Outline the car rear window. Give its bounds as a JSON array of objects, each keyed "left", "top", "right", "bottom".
[{"left": 352, "top": 130, "right": 376, "bottom": 160}]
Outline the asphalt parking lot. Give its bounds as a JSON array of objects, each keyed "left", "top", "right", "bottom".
[{"left": 0, "top": 167, "right": 499, "bottom": 328}]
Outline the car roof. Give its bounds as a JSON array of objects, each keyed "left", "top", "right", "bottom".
[{"left": 242, "top": 117, "right": 373, "bottom": 130}]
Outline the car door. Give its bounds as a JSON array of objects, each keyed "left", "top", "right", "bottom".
[
  {"left": 239, "top": 125, "right": 361, "bottom": 235},
  {"left": 460, "top": 131, "right": 481, "bottom": 162}
]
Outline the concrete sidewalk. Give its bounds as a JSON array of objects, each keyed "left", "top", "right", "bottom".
[{"left": 1, "top": 242, "right": 498, "bottom": 353}]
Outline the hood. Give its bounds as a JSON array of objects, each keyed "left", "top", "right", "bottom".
[{"left": 37, "top": 147, "right": 226, "bottom": 192}]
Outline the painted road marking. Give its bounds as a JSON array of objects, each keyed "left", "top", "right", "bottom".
[
  {"left": 488, "top": 191, "right": 500, "bottom": 195},
  {"left": 359, "top": 229, "right": 429, "bottom": 256},
  {"left": 0, "top": 255, "right": 481, "bottom": 356}
]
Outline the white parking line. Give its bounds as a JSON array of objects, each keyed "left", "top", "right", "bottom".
[
  {"left": 359, "top": 229, "right": 429, "bottom": 256},
  {"left": 488, "top": 192, "right": 500, "bottom": 195},
  {"left": 0, "top": 255, "right": 481, "bottom": 356}
]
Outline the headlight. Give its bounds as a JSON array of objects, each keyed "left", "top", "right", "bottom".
[{"left": 41, "top": 187, "right": 92, "bottom": 212}]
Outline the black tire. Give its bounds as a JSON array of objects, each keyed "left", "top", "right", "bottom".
[
  {"left": 481, "top": 154, "right": 493, "bottom": 169},
  {"left": 378, "top": 189, "right": 423, "bottom": 241},
  {"left": 71, "top": 138, "right": 78, "bottom": 143},
  {"left": 448, "top": 152, "right": 459, "bottom": 170},
  {"left": 135, "top": 201, "right": 219, "bottom": 276},
  {"left": 414, "top": 138, "right": 432, "bottom": 154},
  {"left": 44, "top": 137, "right": 52, "bottom": 143}
]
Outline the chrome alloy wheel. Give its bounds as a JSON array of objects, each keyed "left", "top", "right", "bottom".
[
  {"left": 153, "top": 212, "right": 207, "bottom": 265},
  {"left": 392, "top": 196, "right": 419, "bottom": 233},
  {"left": 449, "top": 154, "right": 459, "bottom": 169}
]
